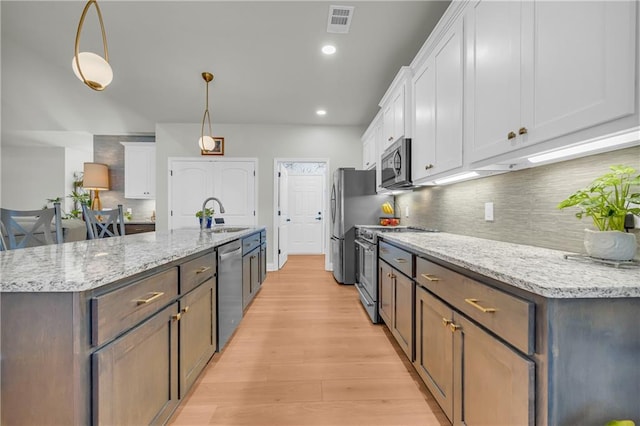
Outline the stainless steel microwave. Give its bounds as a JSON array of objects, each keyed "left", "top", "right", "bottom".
[{"left": 381, "top": 138, "right": 412, "bottom": 189}]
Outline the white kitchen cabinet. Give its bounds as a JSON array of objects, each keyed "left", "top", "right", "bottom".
[
  {"left": 121, "top": 142, "right": 156, "bottom": 199},
  {"left": 412, "top": 18, "right": 464, "bottom": 183},
  {"left": 465, "top": 0, "right": 637, "bottom": 164},
  {"left": 380, "top": 67, "right": 412, "bottom": 151},
  {"left": 169, "top": 159, "right": 257, "bottom": 229},
  {"left": 361, "top": 111, "right": 381, "bottom": 170}
]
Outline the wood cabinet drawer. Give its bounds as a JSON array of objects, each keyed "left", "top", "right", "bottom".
[
  {"left": 242, "top": 233, "right": 261, "bottom": 255},
  {"left": 379, "top": 241, "right": 413, "bottom": 278},
  {"left": 124, "top": 223, "right": 155, "bottom": 234},
  {"left": 416, "top": 257, "right": 534, "bottom": 355},
  {"left": 180, "top": 252, "right": 216, "bottom": 294},
  {"left": 91, "top": 268, "right": 179, "bottom": 346}
]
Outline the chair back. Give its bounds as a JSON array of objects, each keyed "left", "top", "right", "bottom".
[
  {"left": 83, "top": 204, "right": 125, "bottom": 239},
  {"left": 0, "top": 203, "right": 63, "bottom": 249}
]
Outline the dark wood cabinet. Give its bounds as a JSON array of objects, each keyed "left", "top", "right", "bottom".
[
  {"left": 93, "top": 302, "right": 180, "bottom": 426},
  {"left": 124, "top": 222, "right": 156, "bottom": 235},
  {"left": 179, "top": 278, "right": 216, "bottom": 396},
  {"left": 414, "top": 285, "right": 454, "bottom": 422}
]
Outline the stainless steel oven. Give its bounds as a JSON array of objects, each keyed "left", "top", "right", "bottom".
[
  {"left": 355, "top": 227, "right": 379, "bottom": 323},
  {"left": 355, "top": 225, "right": 440, "bottom": 324}
]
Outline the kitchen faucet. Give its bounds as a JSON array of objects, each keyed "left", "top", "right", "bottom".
[{"left": 200, "top": 197, "right": 226, "bottom": 230}]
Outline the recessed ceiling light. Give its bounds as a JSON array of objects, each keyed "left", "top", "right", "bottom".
[
  {"left": 316, "top": 109, "right": 327, "bottom": 116},
  {"left": 322, "top": 45, "right": 336, "bottom": 55}
]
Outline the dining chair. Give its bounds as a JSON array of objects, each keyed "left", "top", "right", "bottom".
[
  {"left": 83, "top": 204, "right": 125, "bottom": 239},
  {"left": 0, "top": 203, "right": 63, "bottom": 249}
]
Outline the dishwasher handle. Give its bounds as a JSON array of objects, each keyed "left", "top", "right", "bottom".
[{"left": 219, "top": 246, "right": 242, "bottom": 260}]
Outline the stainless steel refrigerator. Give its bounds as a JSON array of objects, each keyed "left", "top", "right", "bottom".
[{"left": 330, "top": 168, "right": 392, "bottom": 284}]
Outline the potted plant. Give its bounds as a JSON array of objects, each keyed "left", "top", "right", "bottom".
[
  {"left": 557, "top": 165, "right": 640, "bottom": 260},
  {"left": 195, "top": 208, "right": 215, "bottom": 228}
]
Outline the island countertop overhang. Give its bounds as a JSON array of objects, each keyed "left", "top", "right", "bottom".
[{"left": 0, "top": 227, "right": 264, "bottom": 293}]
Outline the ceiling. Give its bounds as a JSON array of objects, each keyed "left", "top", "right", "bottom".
[{"left": 1, "top": 0, "right": 451, "bottom": 142}]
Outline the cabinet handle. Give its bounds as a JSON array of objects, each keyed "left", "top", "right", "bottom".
[
  {"left": 182, "top": 306, "right": 190, "bottom": 314},
  {"left": 394, "top": 258, "right": 408, "bottom": 264},
  {"left": 518, "top": 127, "right": 528, "bottom": 135},
  {"left": 421, "top": 273, "right": 440, "bottom": 282},
  {"left": 388, "top": 136, "right": 393, "bottom": 142},
  {"left": 251, "top": 255, "right": 257, "bottom": 260},
  {"left": 172, "top": 313, "right": 182, "bottom": 321},
  {"left": 387, "top": 272, "right": 395, "bottom": 279},
  {"left": 196, "top": 266, "right": 211, "bottom": 274},
  {"left": 450, "top": 323, "right": 461, "bottom": 332},
  {"left": 134, "top": 291, "right": 165, "bottom": 306},
  {"left": 465, "top": 298, "right": 496, "bottom": 313},
  {"left": 507, "top": 131, "right": 517, "bottom": 140},
  {"left": 425, "top": 164, "right": 434, "bottom": 170},
  {"left": 380, "top": 248, "right": 388, "bottom": 254},
  {"left": 442, "top": 318, "right": 452, "bottom": 327}
]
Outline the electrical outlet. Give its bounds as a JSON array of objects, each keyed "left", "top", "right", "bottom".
[{"left": 484, "top": 202, "right": 494, "bottom": 221}]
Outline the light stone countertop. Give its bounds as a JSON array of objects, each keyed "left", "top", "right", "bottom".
[
  {"left": 379, "top": 232, "right": 640, "bottom": 298},
  {"left": 0, "top": 227, "right": 264, "bottom": 293}
]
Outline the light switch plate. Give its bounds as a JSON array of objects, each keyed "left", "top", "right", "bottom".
[{"left": 484, "top": 202, "right": 494, "bottom": 221}]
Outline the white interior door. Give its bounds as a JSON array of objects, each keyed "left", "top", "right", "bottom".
[
  {"left": 213, "top": 161, "right": 256, "bottom": 225},
  {"left": 277, "top": 165, "right": 289, "bottom": 268},
  {"left": 169, "top": 161, "right": 213, "bottom": 229},
  {"left": 288, "top": 174, "right": 324, "bottom": 254}
]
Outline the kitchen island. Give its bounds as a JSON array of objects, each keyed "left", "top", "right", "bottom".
[
  {"left": 0, "top": 226, "right": 264, "bottom": 425},
  {"left": 377, "top": 231, "right": 640, "bottom": 426}
]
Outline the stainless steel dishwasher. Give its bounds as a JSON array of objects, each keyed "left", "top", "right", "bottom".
[{"left": 217, "top": 239, "right": 243, "bottom": 350}]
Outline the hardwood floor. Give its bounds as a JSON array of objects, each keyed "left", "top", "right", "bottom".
[{"left": 170, "top": 255, "right": 450, "bottom": 426}]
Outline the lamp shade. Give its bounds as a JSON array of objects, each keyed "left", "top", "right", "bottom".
[
  {"left": 72, "top": 52, "right": 113, "bottom": 90},
  {"left": 83, "top": 162, "right": 109, "bottom": 190}
]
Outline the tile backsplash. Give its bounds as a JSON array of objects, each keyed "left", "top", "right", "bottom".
[
  {"left": 93, "top": 135, "right": 156, "bottom": 221},
  {"left": 396, "top": 146, "right": 640, "bottom": 255}
]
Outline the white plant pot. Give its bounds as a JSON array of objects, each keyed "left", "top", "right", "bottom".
[{"left": 583, "top": 229, "right": 637, "bottom": 261}]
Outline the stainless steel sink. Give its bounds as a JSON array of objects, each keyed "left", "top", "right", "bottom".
[{"left": 204, "top": 227, "right": 250, "bottom": 234}]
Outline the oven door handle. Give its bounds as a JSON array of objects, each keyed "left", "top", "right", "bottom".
[
  {"left": 355, "top": 239, "right": 375, "bottom": 252},
  {"left": 356, "top": 282, "right": 375, "bottom": 307}
]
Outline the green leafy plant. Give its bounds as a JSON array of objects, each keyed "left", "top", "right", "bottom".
[
  {"left": 605, "top": 420, "right": 635, "bottom": 426},
  {"left": 68, "top": 190, "right": 91, "bottom": 219},
  {"left": 195, "top": 208, "right": 215, "bottom": 219},
  {"left": 557, "top": 165, "right": 640, "bottom": 231}
]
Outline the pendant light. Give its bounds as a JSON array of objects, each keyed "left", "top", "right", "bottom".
[
  {"left": 72, "top": 0, "right": 113, "bottom": 91},
  {"left": 199, "top": 72, "right": 216, "bottom": 153}
]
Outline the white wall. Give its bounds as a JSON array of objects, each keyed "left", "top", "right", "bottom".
[
  {"left": 1, "top": 146, "right": 66, "bottom": 210},
  {"left": 1, "top": 144, "right": 92, "bottom": 213},
  {"left": 156, "top": 122, "right": 364, "bottom": 267}
]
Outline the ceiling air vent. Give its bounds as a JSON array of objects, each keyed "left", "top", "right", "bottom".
[{"left": 327, "top": 5, "right": 355, "bottom": 34}]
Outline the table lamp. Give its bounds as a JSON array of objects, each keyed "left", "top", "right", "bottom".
[{"left": 83, "top": 162, "right": 109, "bottom": 210}]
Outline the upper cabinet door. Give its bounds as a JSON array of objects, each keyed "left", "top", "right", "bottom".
[
  {"left": 464, "top": 0, "right": 524, "bottom": 163},
  {"left": 521, "top": 0, "right": 637, "bottom": 145},
  {"left": 466, "top": 0, "right": 637, "bottom": 164},
  {"left": 412, "top": 18, "right": 464, "bottom": 183},
  {"left": 380, "top": 67, "right": 412, "bottom": 151},
  {"left": 122, "top": 143, "right": 156, "bottom": 199}
]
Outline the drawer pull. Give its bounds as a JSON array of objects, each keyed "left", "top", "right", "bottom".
[
  {"left": 182, "top": 306, "right": 190, "bottom": 314},
  {"left": 465, "top": 298, "right": 496, "bottom": 313},
  {"left": 394, "top": 258, "right": 408, "bottom": 264},
  {"left": 172, "top": 313, "right": 182, "bottom": 321},
  {"left": 134, "top": 291, "right": 165, "bottom": 306},
  {"left": 387, "top": 272, "right": 395, "bottom": 279},
  {"left": 421, "top": 273, "right": 440, "bottom": 282},
  {"left": 507, "top": 131, "right": 517, "bottom": 140},
  {"left": 450, "top": 323, "right": 461, "bottom": 332},
  {"left": 442, "top": 318, "right": 452, "bottom": 327},
  {"left": 196, "top": 266, "right": 211, "bottom": 274}
]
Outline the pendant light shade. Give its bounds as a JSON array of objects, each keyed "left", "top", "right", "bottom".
[
  {"left": 73, "top": 0, "right": 112, "bottom": 91},
  {"left": 199, "top": 72, "right": 216, "bottom": 154}
]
